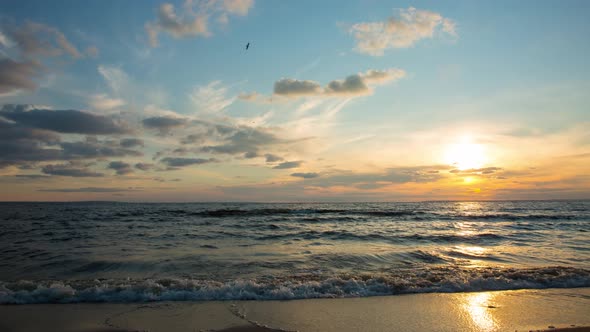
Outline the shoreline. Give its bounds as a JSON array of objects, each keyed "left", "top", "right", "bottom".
[{"left": 1, "top": 288, "right": 588, "bottom": 332}]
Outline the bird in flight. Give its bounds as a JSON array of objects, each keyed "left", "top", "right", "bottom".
[{"left": 246, "top": 42, "right": 250, "bottom": 50}]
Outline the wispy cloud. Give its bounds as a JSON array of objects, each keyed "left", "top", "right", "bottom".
[
  {"left": 88, "top": 94, "right": 126, "bottom": 111},
  {"left": 38, "top": 187, "right": 142, "bottom": 193},
  {"left": 189, "top": 81, "right": 235, "bottom": 114},
  {"left": 2, "top": 20, "right": 82, "bottom": 58}
]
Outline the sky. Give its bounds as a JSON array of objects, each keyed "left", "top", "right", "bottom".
[{"left": 0, "top": 0, "right": 589, "bottom": 202}]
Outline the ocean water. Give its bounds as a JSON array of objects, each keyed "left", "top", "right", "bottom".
[{"left": 0, "top": 201, "right": 588, "bottom": 304}]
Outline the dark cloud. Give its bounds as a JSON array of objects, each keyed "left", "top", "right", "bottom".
[
  {"left": 0, "top": 118, "right": 140, "bottom": 169},
  {"left": 272, "top": 69, "right": 405, "bottom": 98},
  {"left": 181, "top": 133, "right": 205, "bottom": 145},
  {"left": 325, "top": 74, "right": 369, "bottom": 95},
  {"left": 264, "top": 154, "right": 283, "bottom": 163},
  {"left": 274, "top": 79, "right": 322, "bottom": 96},
  {"left": 173, "top": 147, "right": 191, "bottom": 155},
  {"left": 273, "top": 161, "right": 302, "bottom": 169},
  {"left": 0, "top": 58, "right": 43, "bottom": 93},
  {"left": 291, "top": 172, "right": 319, "bottom": 179},
  {"left": 143, "top": 116, "right": 188, "bottom": 134},
  {"left": 202, "top": 127, "right": 283, "bottom": 154},
  {"left": 244, "top": 151, "right": 258, "bottom": 159},
  {"left": 38, "top": 187, "right": 142, "bottom": 193},
  {"left": 0, "top": 118, "right": 60, "bottom": 143},
  {"left": 13, "top": 174, "right": 51, "bottom": 179},
  {"left": 119, "top": 138, "right": 144, "bottom": 148},
  {"left": 161, "top": 157, "right": 216, "bottom": 167},
  {"left": 108, "top": 161, "right": 133, "bottom": 175},
  {"left": 135, "top": 163, "right": 154, "bottom": 171},
  {"left": 179, "top": 121, "right": 235, "bottom": 145},
  {"left": 0, "top": 124, "right": 62, "bottom": 167},
  {"left": 60, "top": 138, "right": 143, "bottom": 159},
  {"left": 0, "top": 104, "right": 130, "bottom": 135},
  {"left": 42, "top": 163, "right": 104, "bottom": 177}
]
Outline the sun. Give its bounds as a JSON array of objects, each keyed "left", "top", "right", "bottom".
[{"left": 444, "top": 136, "right": 486, "bottom": 170}]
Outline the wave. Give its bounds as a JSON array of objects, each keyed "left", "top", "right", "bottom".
[
  {"left": 1, "top": 267, "right": 587, "bottom": 304},
  {"left": 107, "top": 207, "right": 586, "bottom": 222},
  {"left": 256, "top": 230, "right": 506, "bottom": 244},
  {"left": 436, "top": 213, "right": 583, "bottom": 221}
]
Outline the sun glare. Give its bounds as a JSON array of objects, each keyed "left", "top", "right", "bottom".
[{"left": 445, "top": 136, "right": 487, "bottom": 170}]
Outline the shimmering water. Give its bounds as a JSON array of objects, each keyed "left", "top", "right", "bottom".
[{"left": 0, "top": 201, "right": 588, "bottom": 303}]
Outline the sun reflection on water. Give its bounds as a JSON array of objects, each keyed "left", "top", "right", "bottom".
[{"left": 462, "top": 292, "right": 498, "bottom": 331}]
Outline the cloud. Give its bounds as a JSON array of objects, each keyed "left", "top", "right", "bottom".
[
  {"left": 146, "top": 3, "right": 209, "bottom": 47},
  {"left": 88, "top": 94, "right": 126, "bottom": 111},
  {"left": 0, "top": 119, "right": 62, "bottom": 168},
  {"left": 201, "top": 127, "right": 284, "bottom": 154},
  {"left": 142, "top": 115, "right": 188, "bottom": 134},
  {"left": 222, "top": 0, "right": 254, "bottom": 16},
  {"left": 349, "top": 7, "right": 456, "bottom": 56},
  {"left": 38, "top": 187, "right": 141, "bottom": 193},
  {"left": 161, "top": 157, "right": 216, "bottom": 167},
  {"left": 120, "top": 138, "right": 144, "bottom": 148},
  {"left": 189, "top": 81, "right": 235, "bottom": 113},
  {"left": 14, "top": 174, "right": 51, "bottom": 179},
  {"left": 274, "top": 79, "right": 322, "bottom": 97},
  {"left": 244, "top": 151, "right": 258, "bottom": 158},
  {"left": 237, "top": 92, "right": 267, "bottom": 103},
  {"left": 107, "top": 161, "right": 133, "bottom": 175},
  {"left": 0, "top": 118, "right": 141, "bottom": 168},
  {"left": 2, "top": 21, "right": 82, "bottom": 58},
  {"left": 60, "top": 138, "right": 143, "bottom": 159},
  {"left": 135, "top": 162, "right": 154, "bottom": 171},
  {"left": 97, "top": 65, "right": 131, "bottom": 95},
  {"left": 296, "top": 165, "right": 451, "bottom": 188},
  {"left": 450, "top": 167, "right": 503, "bottom": 175},
  {"left": 0, "top": 104, "right": 130, "bottom": 135},
  {"left": 145, "top": 0, "right": 254, "bottom": 47},
  {"left": 0, "top": 117, "right": 60, "bottom": 143},
  {"left": 0, "top": 58, "right": 43, "bottom": 94},
  {"left": 273, "top": 69, "right": 405, "bottom": 98},
  {"left": 291, "top": 172, "right": 318, "bottom": 179},
  {"left": 273, "top": 161, "right": 302, "bottom": 169},
  {"left": 264, "top": 153, "right": 283, "bottom": 163},
  {"left": 42, "top": 163, "right": 104, "bottom": 177}
]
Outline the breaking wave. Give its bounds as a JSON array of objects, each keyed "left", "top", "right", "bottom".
[{"left": 1, "top": 267, "right": 588, "bottom": 304}]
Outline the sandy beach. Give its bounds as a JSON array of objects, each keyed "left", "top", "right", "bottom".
[{"left": 1, "top": 288, "right": 588, "bottom": 332}]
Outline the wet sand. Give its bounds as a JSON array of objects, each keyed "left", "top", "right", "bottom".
[{"left": 0, "top": 288, "right": 588, "bottom": 332}]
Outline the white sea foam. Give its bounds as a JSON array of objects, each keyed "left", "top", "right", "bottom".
[{"left": 1, "top": 267, "right": 588, "bottom": 304}]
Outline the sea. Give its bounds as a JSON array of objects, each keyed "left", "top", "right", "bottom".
[{"left": 0, "top": 201, "right": 588, "bottom": 304}]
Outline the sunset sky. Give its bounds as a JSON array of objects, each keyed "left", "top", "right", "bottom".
[{"left": 0, "top": 0, "right": 589, "bottom": 201}]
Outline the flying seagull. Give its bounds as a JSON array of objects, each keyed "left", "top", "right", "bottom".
[{"left": 246, "top": 42, "right": 250, "bottom": 50}]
